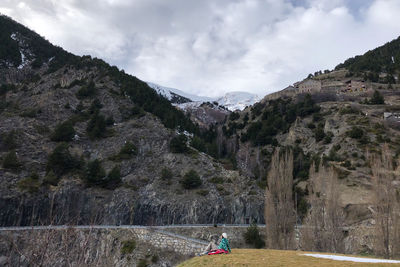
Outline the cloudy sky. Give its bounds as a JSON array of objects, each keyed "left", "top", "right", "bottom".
[{"left": 1, "top": 0, "right": 400, "bottom": 97}]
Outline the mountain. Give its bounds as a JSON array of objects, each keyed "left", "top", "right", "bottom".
[
  {"left": 3, "top": 12, "right": 400, "bottom": 260},
  {"left": 147, "top": 82, "right": 212, "bottom": 104},
  {"left": 0, "top": 15, "right": 263, "bottom": 230},
  {"left": 216, "top": 36, "right": 400, "bottom": 255},
  {"left": 215, "top": 91, "right": 260, "bottom": 111},
  {"left": 147, "top": 82, "right": 260, "bottom": 111}
]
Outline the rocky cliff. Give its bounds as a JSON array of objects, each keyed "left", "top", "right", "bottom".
[{"left": 0, "top": 15, "right": 264, "bottom": 227}]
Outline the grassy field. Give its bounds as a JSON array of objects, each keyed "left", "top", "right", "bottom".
[{"left": 177, "top": 249, "right": 399, "bottom": 267}]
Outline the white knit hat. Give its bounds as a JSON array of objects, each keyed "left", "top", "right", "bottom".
[{"left": 222, "top": 233, "right": 227, "bottom": 238}]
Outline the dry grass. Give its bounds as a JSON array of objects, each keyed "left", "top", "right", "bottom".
[{"left": 178, "top": 249, "right": 398, "bottom": 267}]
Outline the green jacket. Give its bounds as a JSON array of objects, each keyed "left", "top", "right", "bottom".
[{"left": 218, "top": 238, "right": 231, "bottom": 252}]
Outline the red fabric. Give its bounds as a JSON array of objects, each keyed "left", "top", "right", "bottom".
[{"left": 207, "top": 249, "right": 229, "bottom": 255}]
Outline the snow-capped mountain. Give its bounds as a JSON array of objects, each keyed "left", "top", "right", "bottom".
[
  {"left": 147, "top": 82, "right": 260, "bottom": 111},
  {"left": 215, "top": 91, "right": 260, "bottom": 111},
  {"left": 147, "top": 82, "right": 213, "bottom": 104}
]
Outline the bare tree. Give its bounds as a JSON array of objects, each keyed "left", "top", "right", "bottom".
[
  {"left": 370, "top": 144, "right": 400, "bottom": 258},
  {"left": 265, "top": 148, "right": 296, "bottom": 249},
  {"left": 300, "top": 163, "right": 345, "bottom": 253}
]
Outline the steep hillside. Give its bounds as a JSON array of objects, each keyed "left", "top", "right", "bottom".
[
  {"left": 217, "top": 36, "right": 400, "bottom": 253},
  {"left": 0, "top": 15, "right": 263, "bottom": 227},
  {"left": 335, "top": 35, "right": 400, "bottom": 83}
]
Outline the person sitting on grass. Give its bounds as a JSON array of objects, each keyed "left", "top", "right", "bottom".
[{"left": 217, "top": 233, "right": 231, "bottom": 253}]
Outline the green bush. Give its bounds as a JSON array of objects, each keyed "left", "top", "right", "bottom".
[
  {"left": 46, "top": 143, "right": 82, "bottom": 176},
  {"left": 20, "top": 108, "right": 38, "bottom": 118},
  {"left": 86, "top": 111, "right": 107, "bottom": 139},
  {"left": 368, "top": 90, "right": 385, "bottom": 105},
  {"left": 209, "top": 176, "right": 224, "bottom": 184},
  {"left": 323, "top": 131, "right": 333, "bottom": 144},
  {"left": 137, "top": 259, "right": 148, "bottom": 267},
  {"left": 181, "top": 169, "right": 202, "bottom": 189},
  {"left": 83, "top": 159, "right": 106, "bottom": 186},
  {"left": 243, "top": 223, "right": 265, "bottom": 248},
  {"left": 110, "top": 142, "right": 137, "bottom": 161},
  {"left": 314, "top": 128, "right": 325, "bottom": 142},
  {"left": 0, "top": 84, "right": 16, "bottom": 96},
  {"left": 196, "top": 189, "right": 209, "bottom": 196},
  {"left": 88, "top": 99, "right": 103, "bottom": 114},
  {"left": 2, "top": 150, "right": 20, "bottom": 170},
  {"left": 170, "top": 135, "right": 188, "bottom": 153},
  {"left": 76, "top": 80, "right": 97, "bottom": 99},
  {"left": 119, "top": 142, "right": 137, "bottom": 157},
  {"left": 50, "top": 121, "right": 75, "bottom": 142},
  {"left": 3, "top": 130, "right": 17, "bottom": 150},
  {"left": 151, "top": 255, "right": 159, "bottom": 263},
  {"left": 42, "top": 170, "right": 59, "bottom": 186},
  {"left": 347, "top": 127, "right": 364, "bottom": 139},
  {"left": 161, "top": 167, "right": 173, "bottom": 180},
  {"left": 121, "top": 240, "right": 136, "bottom": 254},
  {"left": 17, "top": 174, "right": 40, "bottom": 193},
  {"left": 105, "top": 115, "right": 114, "bottom": 126},
  {"left": 104, "top": 165, "right": 122, "bottom": 189}
]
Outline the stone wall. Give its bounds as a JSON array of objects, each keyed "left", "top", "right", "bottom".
[{"left": 134, "top": 227, "right": 207, "bottom": 255}]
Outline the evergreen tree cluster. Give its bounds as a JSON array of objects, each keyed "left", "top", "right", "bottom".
[
  {"left": 0, "top": 15, "right": 78, "bottom": 69},
  {"left": 241, "top": 94, "right": 320, "bottom": 145},
  {"left": 335, "top": 35, "right": 400, "bottom": 81}
]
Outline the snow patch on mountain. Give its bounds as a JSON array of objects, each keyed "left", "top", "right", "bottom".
[
  {"left": 215, "top": 91, "right": 260, "bottom": 111},
  {"left": 147, "top": 82, "right": 213, "bottom": 103}
]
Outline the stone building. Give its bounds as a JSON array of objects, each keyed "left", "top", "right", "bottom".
[{"left": 297, "top": 79, "right": 322, "bottom": 93}]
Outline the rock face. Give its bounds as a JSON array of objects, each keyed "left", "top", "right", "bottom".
[{"left": 0, "top": 16, "right": 264, "bottom": 227}]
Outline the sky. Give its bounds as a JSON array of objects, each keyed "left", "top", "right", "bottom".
[{"left": 1, "top": 0, "right": 400, "bottom": 97}]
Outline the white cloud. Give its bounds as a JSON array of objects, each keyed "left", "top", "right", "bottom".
[{"left": 1, "top": 0, "right": 399, "bottom": 97}]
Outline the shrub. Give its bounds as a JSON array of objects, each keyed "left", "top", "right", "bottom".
[
  {"left": 369, "top": 90, "right": 385, "bottom": 105},
  {"left": 244, "top": 223, "right": 265, "bottom": 248},
  {"left": 209, "top": 176, "right": 224, "bottom": 184},
  {"left": 121, "top": 240, "right": 136, "bottom": 254},
  {"left": 323, "top": 131, "right": 333, "bottom": 144},
  {"left": 119, "top": 142, "right": 137, "bottom": 157},
  {"left": 110, "top": 142, "right": 137, "bottom": 161},
  {"left": 170, "top": 135, "right": 188, "bottom": 153},
  {"left": 88, "top": 99, "right": 103, "bottom": 114},
  {"left": 161, "top": 167, "right": 173, "bottom": 180},
  {"left": 151, "top": 255, "right": 159, "bottom": 263},
  {"left": 105, "top": 115, "right": 114, "bottom": 126},
  {"left": 76, "top": 80, "right": 97, "bottom": 99},
  {"left": 17, "top": 174, "right": 40, "bottom": 193},
  {"left": 3, "top": 130, "right": 17, "bottom": 150},
  {"left": 83, "top": 159, "right": 106, "bottom": 186},
  {"left": 20, "top": 108, "right": 38, "bottom": 118},
  {"left": 347, "top": 127, "right": 364, "bottom": 139},
  {"left": 2, "top": 150, "right": 20, "bottom": 170},
  {"left": 137, "top": 259, "right": 148, "bottom": 267},
  {"left": 339, "top": 106, "right": 359, "bottom": 115},
  {"left": 42, "top": 170, "right": 59, "bottom": 186},
  {"left": 104, "top": 165, "right": 121, "bottom": 189},
  {"left": 46, "top": 143, "right": 82, "bottom": 176},
  {"left": 50, "top": 121, "right": 75, "bottom": 142},
  {"left": 181, "top": 169, "right": 202, "bottom": 189},
  {"left": 196, "top": 189, "right": 209, "bottom": 196},
  {"left": 314, "top": 128, "right": 325, "bottom": 142},
  {"left": 86, "top": 111, "right": 107, "bottom": 139}
]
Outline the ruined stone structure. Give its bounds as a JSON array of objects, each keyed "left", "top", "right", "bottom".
[{"left": 297, "top": 79, "right": 322, "bottom": 93}]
